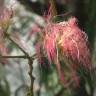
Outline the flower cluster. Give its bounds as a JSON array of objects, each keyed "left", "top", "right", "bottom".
[
  {"left": 43, "top": 17, "right": 91, "bottom": 86},
  {"left": 42, "top": 17, "right": 92, "bottom": 87}
]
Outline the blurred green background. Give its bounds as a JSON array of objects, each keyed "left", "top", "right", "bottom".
[{"left": 0, "top": 0, "right": 96, "bottom": 96}]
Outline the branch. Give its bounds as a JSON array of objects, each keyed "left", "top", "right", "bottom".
[
  {"left": 28, "top": 57, "right": 34, "bottom": 96},
  {"left": 6, "top": 34, "right": 29, "bottom": 56},
  {"left": 0, "top": 54, "right": 36, "bottom": 96},
  {"left": 0, "top": 55, "right": 28, "bottom": 59},
  {"left": 0, "top": 54, "right": 36, "bottom": 59},
  {"left": 3, "top": 33, "right": 36, "bottom": 96},
  {"left": 49, "top": 0, "right": 57, "bottom": 17},
  {"left": 1, "top": 5, "right": 38, "bottom": 95}
]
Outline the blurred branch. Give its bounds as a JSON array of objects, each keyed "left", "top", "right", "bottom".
[
  {"left": 49, "top": 0, "right": 57, "bottom": 17},
  {"left": 0, "top": 54, "right": 36, "bottom": 96},
  {"left": 28, "top": 57, "right": 34, "bottom": 96},
  {"left": 0, "top": 55, "right": 28, "bottom": 58},
  {"left": 17, "top": 0, "right": 68, "bottom": 16},
  {"left": 5, "top": 33, "right": 29, "bottom": 56},
  {"left": 2, "top": 31, "right": 36, "bottom": 95},
  {"left": 0, "top": 55, "right": 36, "bottom": 59}
]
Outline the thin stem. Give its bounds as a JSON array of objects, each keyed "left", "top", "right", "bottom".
[
  {"left": 0, "top": 55, "right": 28, "bottom": 59},
  {"left": 2, "top": 15, "right": 36, "bottom": 95},
  {"left": 0, "top": 54, "right": 36, "bottom": 59},
  {"left": 49, "top": 0, "right": 57, "bottom": 17},
  {"left": 7, "top": 34, "right": 29, "bottom": 56},
  {"left": 0, "top": 54, "right": 36, "bottom": 96},
  {"left": 28, "top": 57, "right": 34, "bottom": 96},
  {"left": 0, "top": 54, "right": 35, "bottom": 96},
  {"left": 3, "top": 32, "right": 36, "bottom": 96}
]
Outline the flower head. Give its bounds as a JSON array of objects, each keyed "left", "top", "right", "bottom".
[{"left": 43, "top": 17, "right": 92, "bottom": 87}]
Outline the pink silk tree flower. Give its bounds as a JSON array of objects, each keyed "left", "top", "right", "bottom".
[
  {"left": 43, "top": 17, "right": 92, "bottom": 87},
  {"left": 43, "top": 23, "right": 63, "bottom": 63},
  {"left": 58, "top": 17, "right": 92, "bottom": 70}
]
